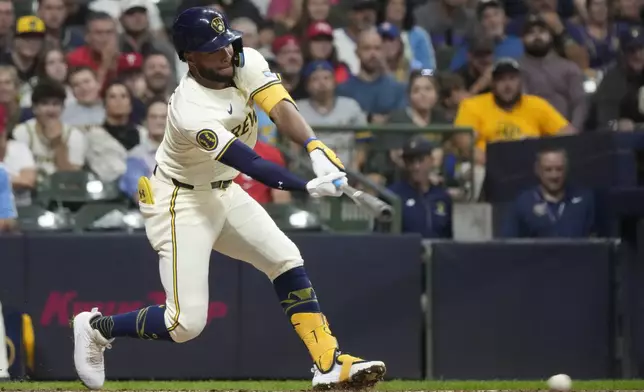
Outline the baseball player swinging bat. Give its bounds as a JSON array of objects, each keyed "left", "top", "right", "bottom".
[
  {"left": 333, "top": 180, "right": 393, "bottom": 221},
  {"left": 71, "top": 7, "right": 385, "bottom": 392}
]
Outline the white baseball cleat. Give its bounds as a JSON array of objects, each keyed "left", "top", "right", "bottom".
[
  {"left": 73, "top": 307, "right": 114, "bottom": 390},
  {"left": 312, "top": 352, "right": 386, "bottom": 390}
]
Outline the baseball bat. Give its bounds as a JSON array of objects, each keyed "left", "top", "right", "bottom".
[{"left": 333, "top": 180, "right": 393, "bottom": 221}]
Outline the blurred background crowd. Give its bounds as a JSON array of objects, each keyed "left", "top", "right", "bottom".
[{"left": 0, "top": 0, "right": 641, "bottom": 239}]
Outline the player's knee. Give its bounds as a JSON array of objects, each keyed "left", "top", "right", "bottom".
[{"left": 170, "top": 309, "right": 208, "bottom": 343}]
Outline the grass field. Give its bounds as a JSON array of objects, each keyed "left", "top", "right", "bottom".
[{"left": 4, "top": 379, "right": 644, "bottom": 391}]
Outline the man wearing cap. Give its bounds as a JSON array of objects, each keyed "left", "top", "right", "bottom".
[
  {"left": 450, "top": 0, "right": 524, "bottom": 70},
  {"left": 273, "top": 34, "right": 307, "bottom": 100},
  {"left": 506, "top": 0, "right": 589, "bottom": 69},
  {"left": 333, "top": 0, "right": 378, "bottom": 75},
  {"left": 119, "top": 0, "right": 177, "bottom": 79},
  {"left": 520, "top": 13, "right": 586, "bottom": 130},
  {"left": 587, "top": 26, "right": 644, "bottom": 130},
  {"left": 67, "top": 11, "right": 141, "bottom": 88},
  {"left": 454, "top": 35, "right": 495, "bottom": 95},
  {"left": 454, "top": 58, "right": 574, "bottom": 164},
  {"left": 378, "top": 22, "right": 422, "bottom": 83},
  {"left": 0, "top": 16, "right": 46, "bottom": 84},
  {"left": 89, "top": 0, "right": 166, "bottom": 37},
  {"left": 37, "top": 0, "right": 84, "bottom": 52},
  {"left": 387, "top": 136, "right": 453, "bottom": 239},
  {"left": 306, "top": 21, "right": 351, "bottom": 83},
  {"left": 336, "top": 28, "right": 406, "bottom": 122},
  {"left": 296, "top": 60, "right": 367, "bottom": 169}
]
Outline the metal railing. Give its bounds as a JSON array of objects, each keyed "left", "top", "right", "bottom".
[{"left": 275, "top": 124, "right": 475, "bottom": 234}]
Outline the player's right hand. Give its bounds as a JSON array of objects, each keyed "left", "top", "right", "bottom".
[{"left": 306, "top": 172, "right": 346, "bottom": 198}]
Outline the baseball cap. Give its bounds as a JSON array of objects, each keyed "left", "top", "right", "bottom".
[
  {"left": 272, "top": 35, "right": 300, "bottom": 54},
  {"left": 491, "top": 57, "right": 520, "bottom": 78},
  {"left": 15, "top": 16, "right": 46, "bottom": 36},
  {"left": 352, "top": 0, "right": 378, "bottom": 11},
  {"left": 522, "top": 13, "right": 550, "bottom": 35},
  {"left": 402, "top": 136, "right": 434, "bottom": 159},
  {"left": 307, "top": 21, "right": 334, "bottom": 40},
  {"left": 468, "top": 35, "right": 495, "bottom": 55},
  {"left": 476, "top": 0, "right": 502, "bottom": 17},
  {"left": 620, "top": 27, "right": 644, "bottom": 50},
  {"left": 118, "top": 53, "right": 144, "bottom": 73},
  {"left": 303, "top": 60, "right": 334, "bottom": 79},
  {"left": 377, "top": 22, "right": 400, "bottom": 40},
  {"left": 121, "top": 0, "right": 148, "bottom": 13}
]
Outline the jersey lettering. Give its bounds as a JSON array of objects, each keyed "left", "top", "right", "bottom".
[{"left": 231, "top": 110, "right": 258, "bottom": 138}]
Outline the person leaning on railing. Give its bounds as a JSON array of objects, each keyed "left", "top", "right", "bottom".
[{"left": 454, "top": 57, "right": 576, "bottom": 167}]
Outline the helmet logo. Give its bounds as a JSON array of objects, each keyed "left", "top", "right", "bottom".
[{"left": 211, "top": 17, "right": 225, "bottom": 33}]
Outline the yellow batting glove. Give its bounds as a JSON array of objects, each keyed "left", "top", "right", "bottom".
[{"left": 305, "top": 137, "right": 345, "bottom": 178}]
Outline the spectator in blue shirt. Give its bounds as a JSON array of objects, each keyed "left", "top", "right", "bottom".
[
  {"left": 336, "top": 28, "right": 406, "bottom": 123},
  {"left": 377, "top": 0, "right": 437, "bottom": 70},
  {"left": 0, "top": 164, "right": 17, "bottom": 233},
  {"left": 450, "top": 0, "right": 524, "bottom": 70},
  {"left": 502, "top": 147, "right": 595, "bottom": 238},
  {"left": 387, "top": 136, "right": 453, "bottom": 238}
]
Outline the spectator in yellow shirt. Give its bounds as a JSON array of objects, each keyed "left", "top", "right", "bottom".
[{"left": 454, "top": 58, "right": 575, "bottom": 164}]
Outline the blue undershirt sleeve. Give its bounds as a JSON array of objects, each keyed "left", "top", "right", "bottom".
[{"left": 219, "top": 139, "right": 308, "bottom": 192}]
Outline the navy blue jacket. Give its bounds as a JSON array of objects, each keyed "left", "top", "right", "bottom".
[
  {"left": 502, "top": 186, "right": 595, "bottom": 238},
  {"left": 387, "top": 181, "right": 453, "bottom": 239}
]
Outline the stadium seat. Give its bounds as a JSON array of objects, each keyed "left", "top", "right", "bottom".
[
  {"left": 16, "top": 205, "right": 72, "bottom": 232},
  {"left": 263, "top": 203, "right": 323, "bottom": 232},
  {"left": 40, "top": 171, "right": 122, "bottom": 205},
  {"left": 72, "top": 203, "right": 131, "bottom": 232}
]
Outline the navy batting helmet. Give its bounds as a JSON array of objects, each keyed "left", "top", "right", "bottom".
[{"left": 172, "top": 7, "right": 245, "bottom": 67}]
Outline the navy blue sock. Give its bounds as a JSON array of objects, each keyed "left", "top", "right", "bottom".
[
  {"left": 90, "top": 305, "right": 172, "bottom": 341},
  {"left": 273, "top": 266, "right": 321, "bottom": 317}
]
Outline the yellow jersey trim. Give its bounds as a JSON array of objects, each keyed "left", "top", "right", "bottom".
[
  {"left": 167, "top": 186, "right": 181, "bottom": 332},
  {"left": 215, "top": 137, "right": 236, "bottom": 161},
  {"left": 252, "top": 83, "right": 295, "bottom": 115}
]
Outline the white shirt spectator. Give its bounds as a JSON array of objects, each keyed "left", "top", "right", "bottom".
[
  {"left": 333, "top": 28, "right": 360, "bottom": 75},
  {"left": 2, "top": 139, "right": 36, "bottom": 206},
  {"left": 12, "top": 119, "right": 87, "bottom": 177},
  {"left": 62, "top": 101, "right": 106, "bottom": 127},
  {"left": 89, "top": 0, "right": 164, "bottom": 34}
]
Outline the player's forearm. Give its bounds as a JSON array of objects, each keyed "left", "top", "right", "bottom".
[
  {"left": 220, "top": 140, "right": 307, "bottom": 191},
  {"left": 269, "top": 100, "right": 315, "bottom": 145}
]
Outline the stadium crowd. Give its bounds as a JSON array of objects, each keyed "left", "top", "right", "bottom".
[{"left": 0, "top": 0, "right": 641, "bottom": 238}]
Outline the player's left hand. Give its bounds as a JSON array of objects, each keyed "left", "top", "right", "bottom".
[
  {"left": 306, "top": 138, "right": 345, "bottom": 177},
  {"left": 306, "top": 172, "right": 346, "bottom": 198}
]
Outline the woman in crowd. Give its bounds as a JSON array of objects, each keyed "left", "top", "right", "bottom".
[
  {"left": 0, "top": 66, "right": 33, "bottom": 135},
  {"left": 377, "top": 0, "right": 436, "bottom": 70},
  {"left": 292, "top": 0, "right": 337, "bottom": 36},
  {"left": 302, "top": 21, "right": 351, "bottom": 83},
  {"left": 119, "top": 99, "right": 167, "bottom": 201},
  {"left": 363, "top": 70, "right": 446, "bottom": 185},
  {"left": 82, "top": 81, "right": 145, "bottom": 182},
  {"left": 576, "top": 0, "right": 623, "bottom": 72},
  {"left": 21, "top": 48, "right": 75, "bottom": 108},
  {"left": 378, "top": 22, "right": 422, "bottom": 83}
]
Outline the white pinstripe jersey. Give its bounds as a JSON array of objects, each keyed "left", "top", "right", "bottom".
[{"left": 155, "top": 47, "right": 281, "bottom": 185}]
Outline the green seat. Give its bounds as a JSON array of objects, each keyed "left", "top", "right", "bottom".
[
  {"left": 41, "top": 171, "right": 122, "bottom": 205},
  {"left": 263, "top": 203, "right": 323, "bottom": 232},
  {"left": 73, "top": 203, "right": 130, "bottom": 232},
  {"left": 16, "top": 205, "right": 72, "bottom": 232}
]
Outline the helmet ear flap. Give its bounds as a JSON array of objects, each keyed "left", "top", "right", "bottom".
[{"left": 232, "top": 38, "right": 244, "bottom": 67}]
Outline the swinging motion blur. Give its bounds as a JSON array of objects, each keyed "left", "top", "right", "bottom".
[{"left": 70, "top": 6, "right": 386, "bottom": 391}]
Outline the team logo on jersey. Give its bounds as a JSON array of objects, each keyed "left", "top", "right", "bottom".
[
  {"left": 211, "top": 17, "right": 225, "bottom": 33},
  {"left": 196, "top": 129, "right": 219, "bottom": 151}
]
